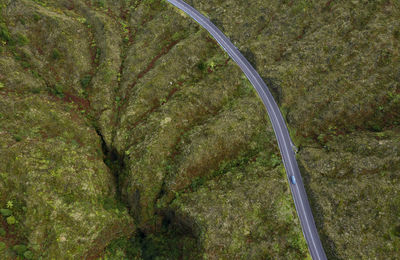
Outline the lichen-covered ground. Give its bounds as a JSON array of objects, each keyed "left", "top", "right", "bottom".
[{"left": 0, "top": 0, "right": 399, "bottom": 259}]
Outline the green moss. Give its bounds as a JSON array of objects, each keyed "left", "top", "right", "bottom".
[
  {"left": 0, "top": 227, "right": 6, "bottom": 236},
  {"left": 33, "top": 13, "right": 41, "bottom": 22},
  {"left": 171, "top": 156, "right": 306, "bottom": 259},
  {"left": 51, "top": 48, "right": 61, "bottom": 60},
  {"left": 0, "top": 0, "right": 397, "bottom": 258},
  {"left": 94, "top": 0, "right": 106, "bottom": 8},
  {"left": 49, "top": 83, "right": 64, "bottom": 98},
  {"left": 0, "top": 242, "right": 6, "bottom": 252},
  {"left": 0, "top": 22, "right": 11, "bottom": 43},
  {"left": 0, "top": 91, "right": 135, "bottom": 257},
  {"left": 15, "top": 33, "right": 29, "bottom": 46},
  {"left": 0, "top": 208, "right": 12, "bottom": 217},
  {"left": 31, "top": 0, "right": 47, "bottom": 7},
  {"left": 80, "top": 74, "right": 92, "bottom": 89},
  {"left": 103, "top": 236, "right": 141, "bottom": 259},
  {"left": 12, "top": 244, "right": 27, "bottom": 256},
  {"left": 6, "top": 216, "right": 16, "bottom": 225},
  {"left": 24, "top": 250, "right": 34, "bottom": 259}
]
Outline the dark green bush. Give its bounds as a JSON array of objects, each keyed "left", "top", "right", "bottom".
[
  {"left": 24, "top": 250, "right": 33, "bottom": 259},
  {"left": 0, "top": 208, "right": 12, "bottom": 217},
  {"left": 6, "top": 216, "right": 16, "bottom": 225},
  {"left": 49, "top": 83, "right": 64, "bottom": 98},
  {"left": 30, "top": 88, "right": 41, "bottom": 94},
  {"left": 21, "top": 61, "right": 31, "bottom": 69},
  {"left": 0, "top": 242, "right": 6, "bottom": 252},
  {"left": 80, "top": 75, "right": 92, "bottom": 89},
  {"left": 33, "top": 13, "right": 41, "bottom": 22},
  {"left": 13, "top": 134, "right": 22, "bottom": 142},
  {"left": 51, "top": 48, "right": 61, "bottom": 60},
  {"left": 12, "top": 244, "right": 27, "bottom": 256},
  {"left": 15, "top": 33, "right": 29, "bottom": 46},
  {"left": 95, "top": 0, "right": 106, "bottom": 8},
  {"left": 196, "top": 61, "right": 206, "bottom": 71},
  {"left": 0, "top": 22, "right": 11, "bottom": 42}
]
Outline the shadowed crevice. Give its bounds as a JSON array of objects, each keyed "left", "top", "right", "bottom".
[
  {"left": 94, "top": 126, "right": 128, "bottom": 213},
  {"left": 94, "top": 124, "right": 204, "bottom": 258}
]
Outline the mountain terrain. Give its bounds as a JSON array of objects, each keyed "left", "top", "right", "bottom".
[{"left": 0, "top": 0, "right": 399, "bottom": 259}]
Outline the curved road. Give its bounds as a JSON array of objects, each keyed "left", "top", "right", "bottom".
[{"left": 166, "top": 1, "right": 327, "bottom": 259}]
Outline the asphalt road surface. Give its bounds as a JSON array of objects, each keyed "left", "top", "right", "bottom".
[{"left": 166, "top": 1, "right": 328, "bottom": 259}]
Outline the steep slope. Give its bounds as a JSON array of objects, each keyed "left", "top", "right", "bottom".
[
  {"left": 172, "top": 1, "right": 400, "bottom": 259},
  {"left": 0, "top": 0, "right": 399, "bottom": 259},
  {"left": 0, "top": 0, "right": 135, "bottom": 258}
]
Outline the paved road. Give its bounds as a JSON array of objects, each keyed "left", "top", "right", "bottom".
[{"left": 166, "top": 1, "right": 327, "bottom": 259}]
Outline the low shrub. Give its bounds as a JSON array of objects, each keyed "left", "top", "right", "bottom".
[
  {"left": 0, "top": 208, "right": 12, "bottom": 217},
  {"left": 50, "top": 83, "right": 64, "bottom": 98},
  {"left": 12, "top": 244, "right": 27, "bottom": 256},
  {"left": 0, "top": 22, "right": 11, "bottom": 42},
  {"left": 24, "top": 250, "right": 33, "bottom": 259},
  {"left": 80, "top": 74, "right": 92, "bottom": 89},
  {"left": 0, "top": 242, "right": 6, "bottom": 252},
  {"left": 15, "top": 33, "right": 29, "bottom": 46},
  {"left": 51, "top": 48, "right": 61, "bottom": 60},
  {"left": 6, "top": 216, "right": 16, "bottom": 225}
]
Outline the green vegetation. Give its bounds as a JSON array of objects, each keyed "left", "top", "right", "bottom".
[
  {"left": 80, "top": 74, "right": 92, "bottom": 89},
  {"left": 50, "top": 83, "right": 64, "bottom": 98},
  {"left": 0, "top": 242, "right": 5, "bottom": 252},
  {"left": 33, "top": 13, "right": 41, "bottom": 22},
  {"left": 103, "top": 222, "right": 201, "bottom": 259},
  {"left": 0, "top": 209, "right": 12, "bottom": 217},
  {"left": 15, "top": 33, "right": 29, "bottom": 46},
  {"left": 24, "top": 250, "right": 34, "bottom": 259},
  {"left": 51, "top": 48, "right": 61, "bottom": 60},
  {"left": 12, "top": 244, "right": 28, "bottom": 256},
  {"left": 0, "top": 0, "right": 398, "bottom": 258},
  {"left": 6, "top": 216, "right": 16, "bottom": 225},
  {"left": 0, "top": 22, "right": 11, "bottom": 43}
]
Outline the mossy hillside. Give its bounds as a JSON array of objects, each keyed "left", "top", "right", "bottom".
[
  {"left": 120, "top": 90, "right": 269, "bottom": 230},
  {"left": 1, "top": 0, "right": 94, "bottom": 98},
  {"left": 0, "top": 0, "right": 399, "bottom": 258},
  {"left": 114, "top": 29, "right": 220, "bottom": 152},
  {"left": 90, "top": 0, "right": 311, "bottom": 256},
  {"left": 299, "top": 129, "right": 400, "bottom": 259},
  {"left": 175, "top": 0, "right": 400, "bottom": 258},
  {"left": 116, "top": 52, "right": 242, "bottom": 229},
  {"left": 94, "top": 0, "right": 339, "bottom": 257},
  {"left": 101, "top": 220, "right": 203, "bottom": 260},
  {"left": 104, "top": 110, "right": 304, "bottom": 259},
  {"left": 0, "top": 92, "right": 134, "bottom": 258},
  {"left": 71, "top": 0, "right": 127, "bottom": 146},
  {"left": 110, "top": 0, "right": 237, "bottom": 229},
  {"left": 0, "top": 0, "right": 135, "bottom": 258},
  {"left": 163, "top": 94, "right": 271, "bottom": 196},
  {"left": 118, "top": 7, "right": 194, "bottom": 95},
  {"left": 193, "top": 0, "right": 400, "bottom": 139},
  {"left": 113, "top": 8, "right": 208, "bottom": 153},
  {"left": 170, "top": 151, "right": 309, "bottom": 259}
]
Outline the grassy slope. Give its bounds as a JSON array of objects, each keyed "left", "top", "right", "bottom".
[
  {"left": 0, "top": 0, "right": 399, "bottom": 259},
  {"left": 183, "top": 0, "right": 400, "bottom": 259},
  {"left": 108, "top": 0, "right": 309, "bottom": 258},
  {"left": 0, "top": 0, "right": 134, "bottom": 258}
]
